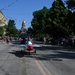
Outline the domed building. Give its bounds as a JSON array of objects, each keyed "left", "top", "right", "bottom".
[
  {"left": 20, "top": 20, "right": 28, "bottom": 44},
  {"left": 20, "top": 20, "right": 27, "bottom": 34}
]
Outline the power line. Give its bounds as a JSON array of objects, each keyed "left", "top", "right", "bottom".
[
  {"left": 7, "top": 16, "right": 31, "bottom": 24},
  {"left": 0, "top": 0, "right": 18, "bottom": 11}
]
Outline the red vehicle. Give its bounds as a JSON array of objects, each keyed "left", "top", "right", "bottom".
[
  {"left": 20, "top": 40, "right": 41, "bottom": 55},
  {"left": 21, "top": 45, "right": 36, "bottom": 55},
  {"left": 21, "top": 40, "right": 36, "bottom": 54}
]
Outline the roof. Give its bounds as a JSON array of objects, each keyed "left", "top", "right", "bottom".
[
  {"left": 0, "top": 10, "right": 8, "bottom": 26},
  {"left": 0, "top": 10, "right": 7, "bottom": 20}
]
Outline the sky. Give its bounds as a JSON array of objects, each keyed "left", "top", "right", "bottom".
[{"left": 0, "top": 0, "right": 55, "bottom": 29}]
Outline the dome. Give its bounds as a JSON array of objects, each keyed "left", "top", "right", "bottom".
[{"left": 22, "top": 20, "right": 26, "bottom": 27}]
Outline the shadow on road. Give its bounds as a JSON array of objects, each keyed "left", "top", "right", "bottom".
[
  {"left": 8, "top": 50, "right": 33, "bottom": 58},
  {"left": 8, "top": 44, "right": 75, "bottom": 61},
  {"left": 8, "top": 50, "right": 25, "bottom": 58},
  {"left": 34, "top": 45, "right": 75, "bottom": 61},
  {"left": 35, "top": 45, "right": 75, "bottom": 51}
]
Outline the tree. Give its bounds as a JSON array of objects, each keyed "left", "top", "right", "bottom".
[
  {"left": 30, "top": 0, "right": 73, "bottom": 39},
  {"left": 6, "top": 19, "right": 19, "bottom": 37},
  {"left": 27, "top": 27, "right": 32, "bottom": 35},
  {"left": 48, "top": 0, "right": 69, "bottom": 38},
  {"left": 65, "top": 0, "right": 75, "bottom": 12},
  {"left": 31, "top": 6, "right": 49, "bottom": 38},
  {"left": 0, "top": 27, "right": 4, "bottom": 36},
  {"left": 65, "top": 0, "right": 75, "bottom": 35}
]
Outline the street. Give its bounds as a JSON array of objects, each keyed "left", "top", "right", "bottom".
[{"left": 0, "top": 42, "right": 75, "bottom": 75}]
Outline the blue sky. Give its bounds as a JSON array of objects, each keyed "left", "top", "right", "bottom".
[{"left": 0, "top": 0, "right": 55, "bottom": 29}]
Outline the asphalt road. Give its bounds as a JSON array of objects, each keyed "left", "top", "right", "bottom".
[{"left": 0, "top": 42, "right": 75, "bottom": 75}]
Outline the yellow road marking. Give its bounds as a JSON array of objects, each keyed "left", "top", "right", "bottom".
[
  {"left": 35, "top": 59, "right": 52, "bottom": 75},
  {"left": 39, "top": 60, "right": 53, "bottom": 75},
  {"left": 35, "top": 59, "right": 47, "bottom": 75}
]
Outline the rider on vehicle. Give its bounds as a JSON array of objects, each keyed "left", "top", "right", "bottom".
[{"left": 26, "top": 38, "right": 34, "bottom": 50}]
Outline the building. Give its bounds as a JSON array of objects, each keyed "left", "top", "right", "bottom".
[
  {"left": 0, "top": 11, "right": 7, "bottom": 35},
  {"left": 0, "top": 11, "right": 7, "bottom": 27},
  {"left": 20, "top": 20, "right": 27, "bottom": 34}
]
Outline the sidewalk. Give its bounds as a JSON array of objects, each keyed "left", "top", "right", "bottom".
[{"left": 0, "top": 40, "right": 7, "bottom": 44}]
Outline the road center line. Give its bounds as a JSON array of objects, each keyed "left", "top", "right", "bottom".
[
  {"left": 35, "top": 57, "right": 53, "bottom": 75},
  {"left": 35, "top": 59, "right": 47, "bottom": 75},
  {"left": 39, "top": 60, "right": 53, "bottom": 75}
]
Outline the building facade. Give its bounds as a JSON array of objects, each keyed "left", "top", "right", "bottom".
[
  {"left": 0, "top": 11, "right": 7, "bottom": 27},
  {"left": 0, "top": 11, "right": 7, "bottom": 35},
  {"left": 20, "top": 20, "right": 27, "bottom": 34}
]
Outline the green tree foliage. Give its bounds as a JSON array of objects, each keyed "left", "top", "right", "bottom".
[
  {"left": 0, "top": 27, "right": 4, "bottom": 36},
  {"left": 27, "top": 27, "right": 33, "bottom": 35},
  {"left": 65, "top": 0, "right": 75, "bottom": 35},
  {"left": 49, "top": 0, "right": 69, "bottom": 38},
  {"left": 31, "top": 6, "right": 49, "bottom": 37},
  {"left": 6, "top": 19, "right": 19, "bottom": 37},
  {"left": 66, "top": 0, "right": 75, "bottom": 11},
  {"left": 31, "top": 0, "right": 69, "bottom": 38},
  {"left": 29, "top": 0, "right": 75, "bottom": 38}
]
